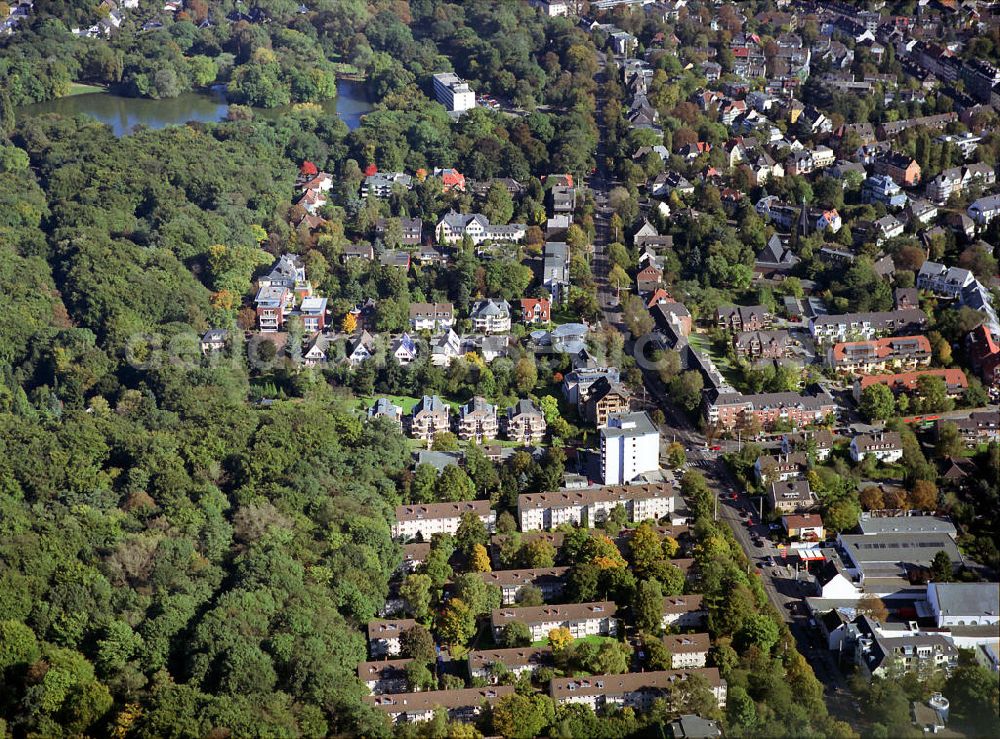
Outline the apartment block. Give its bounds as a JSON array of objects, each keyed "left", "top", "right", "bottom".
[
  {"left": 600, "top": 411, "right": 660, "bottom": 486},
  {"left": 392, "top": 500, "right": 495, "bottom": 541},
  {"left": 365, "top": 686, "right": 513, "bottom": 724},
  {"left": 850, "top": 431, "right": 904, "bottom": 464},
  {"left": 809, "top": 309, "right": 927, "bottom": 345},
  {"left": 368, "top": 618, "right": 417, "bottom": 658},
  {"left": 660, "top": 594, "right": 707, "bottom": 629},
  {"left": 467, "top": 647, "right": 555, "bottom": 682},
  {"left": 491, "top": 602, "right": 618, "bottom": 642},
  {"left": 432, "top": 72, "right": 476, "bottom": 112},
  {"left": 549, "top": 669, "right": 726, "bottom": 712},
  {"left": 827, "top": 335, "right": 931, "bottom": 374},
  {"left": 518, "top": 483, "right": 675, "bottom": 532},
  {"left": 476, "top": 567, "right": 570, "bottom": 605},
  {"left": 662, "top": 633, "right": 711, "bottom": 668}
]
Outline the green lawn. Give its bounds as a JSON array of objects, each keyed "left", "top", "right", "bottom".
[
  {"left": 66, "top": 83, "right": 106, "bottom": 97},
  {"left": 687, "top": 331, "right": 741, "bottom": 385}
]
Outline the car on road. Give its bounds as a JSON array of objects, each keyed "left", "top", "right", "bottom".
[
  {"left": 710, "top": 444, "right": 722, "bottom": 451},
  {"left": 728, "top": 492, "right": 738, "bottom": 500}
]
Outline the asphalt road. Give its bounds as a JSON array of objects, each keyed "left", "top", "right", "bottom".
[{"left": 580, "top": 69, "right": 860, "bottom": 723}]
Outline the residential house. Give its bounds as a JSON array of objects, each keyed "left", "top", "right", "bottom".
[
  {"left": 469, "top": 299, "right": 511, "bottom": 334},
  {"left": 667, "top": 715, "right": 723, "bottom": 739},
  {"left": 600, "top": 411, "right": 660, "bottom": 486},
  {"left": 368, "top": 398, "right": 404, "bottom": 430},
  {"left": 754, "top": 452, "right": 808, "bottom": 485},
  {"left": 852, "top": 369, "right": 969, "bottom": 402},
  {"left": 904, "top": 199, "right": 938, "bottom": 226},
  {"left": 345, "top": 331, "right": 376, "bottom": 366},
  {"left": 518, "top": 483, "right": 676, "bottom": 532},
  {"left": 662, "top": 633, "right": 711, "bottom": 669},
  {"left": 519, "top": 297, "right": 551, "bottom": 324},
  {"left": 435, "top": 211, "right": 526, "bottom": 245},
  {"left": 543, "top": 241, "right": 570, "bottom": 303},
  {"left": 299, "top": 296, "right": 327, "bottom": 333},
  {"left": 362, "top": 171, "right": 413, "bottom": 198},
  {"left": 392, "top": 500, "right": 495, "bottom": 541},
  {"left": 937, "top": 411, "right": 999, "bottom": 447},
  {"left": 491, "top": 602, "right": 617, "bottom": 642},
  {"left": 635, "top": 264, "right": 663, "bottom": 295},
  {"left": 477, "top": 567, "right": 569, "bottom": 605},
  {"left": 390, "top": 333, "right": 419, "bottom": 365},
  {"left": 375, "top": 216, "right": 422, "bottom": 246},
  {"left": 563, "top": 367, "right": 620, "bottom": 407},
  {"left": 200, "top": 329, "right": 229, "bottom": 354},
  {"left": 650, "top": 171, "right": 694, "bottom": 197},
  {"left": 468, "top": 647, "right": 554, "bottom": 683},
  {"left": 863, "top": 175, "right": 909, "bottom": 208},
  {"left": 457, "top": 396, "right": 498, "bottom": 442},
  {"left": 431, "top": 329, "right": 463, "bottom": 367},
  {"left": 783, "top": 514, "right": 825, "bottom": 541},
  {"left": 926, "top": 163, "right": 995, "bottom": 203},
  {"left": 733, "top": 330, "right": 790, "bottom": 360},
  {"left": 966, "top": 324, "right": 1000, "bottom": 388},
  {"left": 660, "top": 594, "right": 707, "bottom": 629},
  {"left": 716, "top": 305, "right": 770, "bottom": 333},
  {"left": 368, "top": 619, "right": 417, "bottom": 657},
  {"left": 409, "top": 395, "right": 451, "bottom": 441},
  {"left": 409, "top": 302, "right": 454, "bottom": 331},
  {"left": 380, "top": 250, "right": 411, "bottom": 269},
  {"left": 583, "top": 376, "right": 632, "bottom": 426},
  {"left": 769, "top": 480, "right": 817, "bottom": 514},
  {"left": 342, "top": 243, "right": 375, "bottom": 262},
  {"left": 827, "top": 335, "right": 932, "bottom": 374},
  {"left": 874, "top": 152, "right": 922, "bottom": 187},
  {"left": 434, "top": 167, "right": 466, "bottom": 192},
  {"left": 850, "top": 432, "right": 904, "bottom": 464},
  {"left": 651, "top": 301, "right": 692, "bottom": 339},
  {"left": 549, "top": 669, "right": 726, "bottom": 712},
  {"left": 781, "top": 429, "right": 836, "bottom": 461},
  {"left": 365, "top": 687, "right": 513, "bottom": 724},
  {"left": 504, "top": 399, "right": 547, "bottom": 443},
  {"left": 854, "top": 617, "right": 958, "bottom": 680},
  {"left": 873, "top": 214, "right": 905, "bottom": 243},
  {"left": 967, "top": 194, "right": 1000, "bottom": 226}
]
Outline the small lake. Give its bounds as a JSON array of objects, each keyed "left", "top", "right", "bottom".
[{"left": 19, "top": 79, "right": 372, "bottom": 136}]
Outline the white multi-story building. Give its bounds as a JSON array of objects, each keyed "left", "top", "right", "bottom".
[
  {"left": 357, "top": 659, "right": 412, "bottom": 694},
  {"left": 365, "top": 687, "right": 513, "bottom": 724},
  {"left": 435, "top": 211, "right": 526, "bottom": 245},
  {"left": 600, "top": 411, "right": 660, "bottom": 485},
  {"left": 517, "top": 483, "right": 675, "bottom": 531},
  {"left": 477, "top": 567, "right": 569, "bottom": 605},
  {"left": 433, "top": 72, "right": 477, "bottom": 112},
  {"left": 367, "top": 619, "right": 417, "bottom": 658},
  {"left": 660, "top": 594, "right": 707, "bottom": 629},
  {"left": 468, "top": 647, "right": 554, "bottom": 682},
  {"left": 469, "top": 299, "right": 511, "bottom": 334},
  {"left": 549, "top": 669, "right": 727, "bottom": 712},
  {"left": 809, "top": 309, "right": 927, "bottom": 345},
  {"left": 849, "top": 432, "right": 903, "bottom": 464},
  {"left": 392, "top": 500, "right": 495, "bottom": 541},
  {"left": 917, "top": 261, "right": 976, "bottom": 298},
  {"left": 968, "top": 194, "right": 1000, "bottom": 226},
  {"left": 662, "top": 633, "right": 711, "bottom": 669},
  {"left": 491, "top": 602, "right": 618, "bottom": 642}
]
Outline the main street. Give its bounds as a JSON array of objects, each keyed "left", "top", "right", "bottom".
[{"left": 584, "top": 50, "right": 859, "bottom": 727}]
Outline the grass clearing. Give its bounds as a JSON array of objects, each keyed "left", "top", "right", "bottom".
[{"left": 66, "top": 83, "right": 106, "bottom": 97}]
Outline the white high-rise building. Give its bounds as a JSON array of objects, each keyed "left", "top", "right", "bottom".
[
  {"left": 433, "top": 72, "right": 476, "bottom": 112},
  {"left": 600, "top": 411, "right": 660, "bottom": 485}
]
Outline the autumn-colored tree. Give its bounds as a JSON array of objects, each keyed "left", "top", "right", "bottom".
[
  {"left": 908, "top": 480, "right": 938, "bottom": 511},
  {"left": 470, "top": 544, "right": 492, "bottom": 572},
  {"left": 548, "top": 626, "right": 573, "bottom": 652},
  {"left": 341, "top": 313, "right": 358, "bottom": 333},
  {"left": 859, "top": 486, "right": 885, "bottom": 511},
  {"left": 858, "top": 593, "right": 889, "bottom": 622}
]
